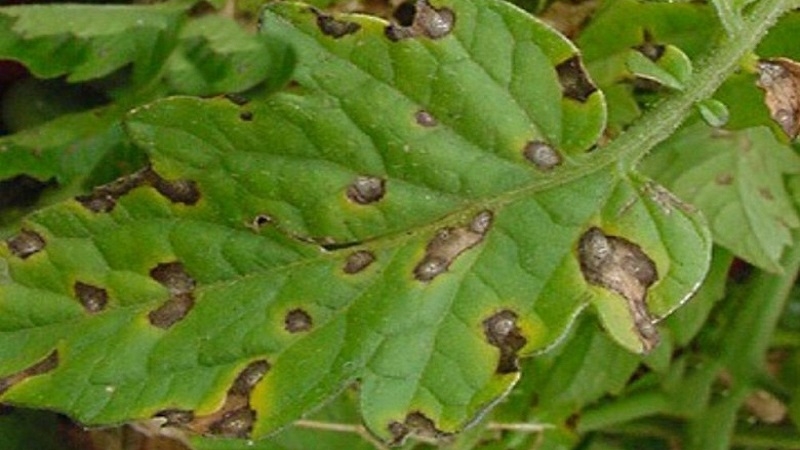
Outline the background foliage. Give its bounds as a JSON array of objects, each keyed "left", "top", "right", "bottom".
[{"left": 1, "top": 0, "right": 800, "bottom": 449}]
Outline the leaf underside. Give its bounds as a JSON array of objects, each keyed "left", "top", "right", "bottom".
[{"left": 0, "top": 0, "right": 710, "bottom": 443}]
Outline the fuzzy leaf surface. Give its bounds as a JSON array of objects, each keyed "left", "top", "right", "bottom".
[{"left": 0, "top": 0, "right": 710, "bottom": 443}]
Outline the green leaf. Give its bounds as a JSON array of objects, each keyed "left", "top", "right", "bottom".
[
  {"left": 163, "top": 15, "right": 277, "bottom": 96},
  {"left": 642, "top": 122, "right": 800, "bottom": 272},
  {"left": 0, "top": 0, "right": 710, "bottom": 443},
  {"left": 579, "top": 0, "right": 717, "bottom": 87},
  {"left": 695, "top": 98, "right": 730, "bottom": 128},
  {"left": 662, "top": 247, "right": 732, "bottom": 347},
  {"left": 0, "top": 106, "right": 147, "bottom": 236},
  {"left": 525, "top": 315, "right": 640, "bottom": 422},
  {"left": 625, "top": 45, "right": 693, "bottom": 91},
  {"left": 0, "top": 3, "right": 185, "bottom": 85}
]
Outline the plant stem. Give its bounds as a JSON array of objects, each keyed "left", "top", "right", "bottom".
[
  {"left": 512, "top": 0, "right": 796, "bottom": 200},
  {"left": 610, "top": 0, "right": 793, "bottom": 169}
]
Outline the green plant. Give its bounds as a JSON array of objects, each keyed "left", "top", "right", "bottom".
[{"left": 1, "top": 0, "right": 800, "bottom": 449}]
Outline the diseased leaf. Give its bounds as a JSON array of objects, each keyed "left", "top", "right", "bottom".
[
  {"left": 0, "top": 107, "right": 147, "bottom": 236},
  {"left": 579, "top": 0, "right": 716, "bottom": 87},
  {"left": 577, "top": 0, "right": 716, "bottom": 133},
  {"left": 756, "top": 57, "right": 800, "bottom": 139},
  {"left": 642, "top": 122, "right": 800, "bottom": 272},
  {"left": 0, "top": 0, "right": 711, "bottom": 444}
]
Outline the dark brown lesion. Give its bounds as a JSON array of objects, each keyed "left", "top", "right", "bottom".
[
  {"left": 414, "top": 109, "right": 438, "bottom": 127},
  {"left": 73, "top": 281, "right": 109, "bottom": 313},
  {"left": 76, "top": 168, "right": 150, "bottom": 213},
  {"left": 555, "top": 56, "right": 597, "bottom": 103},
  {"left": 343, "top": 250, "right": 376, "bottom": 274},
  {"left": 155, "top": 359, "right": 269, "bottom": 438},
  {"left": 385, "top": 0, "right": 455, "bottom": 42},
  {"left": 312, "top": 8, "right": 362, "bottom": 38},
  {"left": 634, "top": 30, "right": 666, "bottom": 61},
  {"left": 346, "top": 176, "right": 386, "bottom": 205},
  {"left": 0, "top": 350, "right": 59, "bottom": 396},
  {"left": 578, "top": 227, "right": 660, "bottom": 352},
  {"left": 522, "top": 140, "right": 562, "bottom": 171},
  {"left": 756, "top": 57, "right": 800, "bottom": 139},
  {"left": 150, "top": 262, "right": 196, "bottom": 295},
  {"left": 388, "top": 411, "right": 450, "bottom": 446},
  {"left": 6, "top": 229, "right": 46, "bottom": 259},
  {"left": 284, "top": 308, "right": 313, "bottom": 333},
  {"left": 148, "top": 174, "right": 200, "bottom": 206},
  {"left": 413, "top": 210, "right": 493, "bottom": 282},
  {"left": 148, "top": 261, "right": 197, "bottom": 329},
  {"left": 76, "top": 167, "right": 200, "bottom": 213},
  {"left": 482, "top": 310, "right": 527, "bottom": 374}
]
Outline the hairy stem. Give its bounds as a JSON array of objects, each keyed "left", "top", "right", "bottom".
[
  {"left": 610, "top": 0, "right": 793, "bottom": 168},
  {"left": 511, "top": 0, "right": 797, "bottom": 201}
]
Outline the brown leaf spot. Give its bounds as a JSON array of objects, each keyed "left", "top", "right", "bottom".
[
  {"left": 76, "top": 168, "right": 149, "bottom": 212},
  {"left": 252, "top": 214, "right": 274, "bottom": 227},
  {"left": 224, "top": 93, "right": 250, "bottom": 106},
  {"left": 523, "top": 140, "right": 562, "bottom": 171},
  {"left": 415, "top": 110, "right": 438, "bottom": 127},
  {"left": 343, "top": 250, "right": 376, "bottom": 274},
  {"left": 150, "top": 262, "right": 195, "bottom": 296},
  {"left": 644, "top": 182, "right": 695, "bottom": 215},
  {"left": 6, "top": 229, "right": 45, "bottom": 259},
  {"left": 313, "top": 9, "right": 361, "bottom": 38},
  {"left": 469, "top": 210, "right": 494, "bottom": 234},
  {"left": 578, "top": 227, "right": 660, "bottom": 352},
  {"left": 239, "top": 111, "right": 254, "bottom": 121},
  {"left": 759, "top": 187, "right": 774, "bottom": 200},
  {"left": 284, "top": 309, "right": 313, "bottom": 333},
  {"left": 385, "top": 0, "right": 455, "bottom": 41},
  {"left": 77, "top": 167, "right": 200, "bottom": 212},
  {"left": 634, "top": 31, "right": 666, "bottom": 61},
  {"left": 539, "top": 1, "right": 599, "bottom": 39},
  {"left": 165, "top": 360, "right": 267, "bottom": 438},
  {"left": 0, "top": 350, "right": 59, "bottom": 396},
  {"left": 229, "top": 360, "right": 270, "bottom": 396},
  {"left": 346, "top": 176, "right": 385, "bottom": 204},
  {"left": 716, "top": 173, "right": 733, "bottom": 185},
  {"left": 388, "top": 411, "right": 449, "bottom": 445},
  {"left": 148, "top": 294, "right": 195, "bottom": 329},
  {"left": 757, "top": 58, "right": 800, "bottom": 139},
  {"left": 483, "top": 310, "right": 527, "bottom": 374},
  {"left": 556, "top": 56, "right": 597, "bottom": 103},
  {"left": 208, "top": 407, "right": 254, "bottom": 438},
  {"left": 73, "top": 282, "right": 108, "bottom": 313},
  {"left": 148, "top": 175, "right": 201, "bottom": 206},
  {"left": 155, "top": 409, "right": 195, "bottom": 426},
  {"left": 413, "top": 210, "right": 492, "bottom": 282}
]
